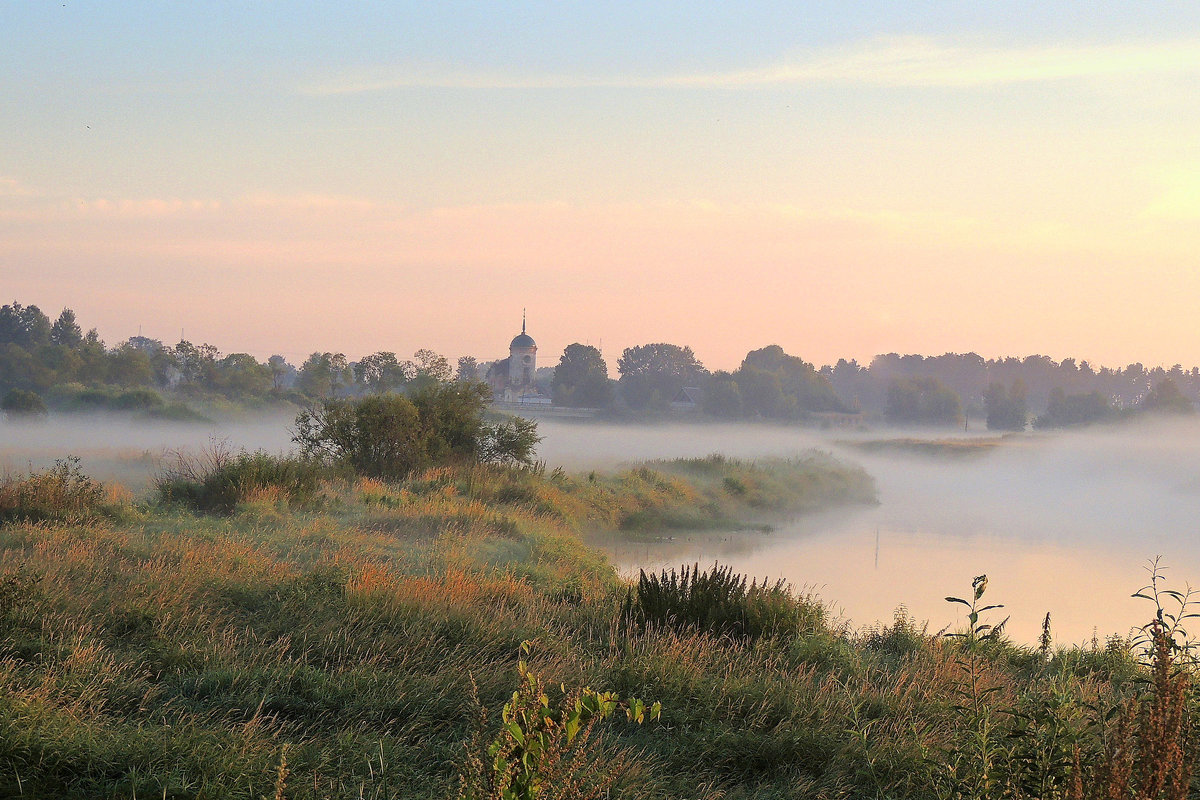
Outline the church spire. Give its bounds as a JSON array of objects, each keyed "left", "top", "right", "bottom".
[{"left": 522, "top": 308, "right": 526, "bottom": 335}]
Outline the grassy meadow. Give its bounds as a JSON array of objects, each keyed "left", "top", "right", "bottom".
[{"left": 0, "top": 448, "right": 1193, "bottom": 799}]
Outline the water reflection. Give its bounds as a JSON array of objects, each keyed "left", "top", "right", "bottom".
[
  {"left": 594, "top": 509, "right": 1152, "bottom": 645},
  {"left": 586, "top": 420, "right": 1200, "bottom": 646}
]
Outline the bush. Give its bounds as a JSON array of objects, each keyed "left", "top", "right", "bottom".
[
  {"left": 624, "top": 562, "right": 819, "bottom": 641},
  {"left": 142, "top": 401, "right": 210, "bottom": 422},
  {"left": 1, "top": 388, "right": 47, "bottom": 419},
  {"left": 0, "top": 457, "right": 106, "bottom": 523},
  {"left": 111, "top": 388, "right": 165, "bottom": 411},
  {"left": 294, "top": 384, "right": 540, "bottom": 479},
  {"left": 155, "top": 444, "right": 323, "bottom": 513}
]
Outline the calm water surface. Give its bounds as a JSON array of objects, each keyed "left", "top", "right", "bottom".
[{"left": 566, "top": 420, "right": 1200, "bottom": 645}]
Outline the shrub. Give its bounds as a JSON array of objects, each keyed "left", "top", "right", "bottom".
[
  {"left": 294, "top": 384, "right": 540, "bottom": 479},
  {"left": 155, "top": 444, "right": 322, "bottom": 513},
  {"left": 624, "top": 562, "right": 818, "bottom": 641},
  {"left": 111, "top": 388, "right": 165, "bottom": 410},
  {"left": 0, "top": 457, "right": 106, "bottom": 523},
  {"left": 1, "top": 388, "right": 47, "bottom": 419}
]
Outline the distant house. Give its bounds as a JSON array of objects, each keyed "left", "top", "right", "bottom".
[{"left": 670, "top": 386, "right": 705, "bottom": 413}]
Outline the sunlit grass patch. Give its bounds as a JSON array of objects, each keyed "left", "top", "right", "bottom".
[
  {"left": 155, "top": 444, "right": 323, "bottom": 514},
  {"left": 0, "top": 458, "right": 122, "bottom": 525}
]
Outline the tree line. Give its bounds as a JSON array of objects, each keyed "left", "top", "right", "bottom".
[{"left": 2, "top": 300, "right": 1196, "bottom": 428}]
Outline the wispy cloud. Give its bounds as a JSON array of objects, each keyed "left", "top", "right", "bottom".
[{"left": 300, "top": 36, "right": 1200, "bottom": 95}]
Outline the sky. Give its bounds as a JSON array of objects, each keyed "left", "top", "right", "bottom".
[{"left": 3, "top": 3, "right": 1200, "bottom": 371}]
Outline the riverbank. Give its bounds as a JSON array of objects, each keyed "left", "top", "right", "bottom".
[{"left": 0, "top": 453, "right": 1184, "bottom": 798}]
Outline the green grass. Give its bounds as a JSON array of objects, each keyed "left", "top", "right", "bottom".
[{"left": 0, "top": 453, "right": 1189, "bottom": 799}]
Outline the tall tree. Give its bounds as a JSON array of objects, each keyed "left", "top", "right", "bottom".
[
  {"left": 267, "top": 355, "right": 292, "bottom": 391},
  {"left": 703, "top": 371, "right": 744, "bottom": 418},
  {"left": 49, "top": 308, "right": 84, "bottom": 348},
  {"left": 617, "top": 343, "right": 706, "bottom": 410},
  {"left": 551, "top": 343, "right": 612, "bottom": 408},
  {"left": 1140, "top": 378, "right": 1194, "bottom": 415},
  {"left": 456, "top": 356, "right": 480, "bottom": 383},
  {"left": 0, "top": 302, "right": 51, "bottom": 348},
  {"left": 408, "top": 348, "right": 452, "bottom": 392},
  {"left": 217, "top": 353, "right": 272, "bottom": 398},
  {"left": 297, "top": 352, "right": 351, "bottom": 398},
  {"left": 354, "top": 352, "right": 411, "bottom": 394},
  {"left": 984, "top": 379, "right": 1027, "bottom": 431},
  {"left": 737, "top": 345, "right": 845, "bottom": 416},
  {"left": 884, "top": 376, "right": 963, "bottom": 426}
]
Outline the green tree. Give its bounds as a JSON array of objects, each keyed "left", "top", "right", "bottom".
[
  {"left": 885, "top": 377, "right": 963, "bottom": 426},
  {"left": 1, "top": 388, "right": 47, "bottom": 419},
  {"left": 702, "top": 371, "right": 743, "bottom": 418},
  {"left": 294, "top": 393, "right": 426, "bottom": 477},
  {"left": 984, "top": 379, "right": 1027, "bottom": 431},
  {"left": 0, "top": 302, "right": 51, "bottom": 348},
  {"left": 49, "top": 308, "right": 83, "bottom": 348},
  {"left": 216, "top": 353, "right": 272, "bottom": 398},
  {"left": 297, "top": 352, "right": 351, "bottom": 398},
  {"left": 172, "top": 340, "right": 221, "bottom": 392},
  {"left": 412, "top": 348, "right": 452, "bottom": 386},
  {"left": 354, "top": 352, "right": 411, "bottom": 394},
  {"left": 106, "top": 345, "right": 153, "bottom": 388},
  {"left": 552, "top": 343, "right": 612, "bottom": 408},
  {"left": 74, "top": 330, "right": 110, "bottom": 386},
  {"left": 734, "top": 364, "right": 784, "bottom": 417},
  {"left": 456, "top": 356, "right": 480, "bottom": 383},
  {"left": 1140, "top": 378, "right": 1194, "bottom": 415},
  {"left": 738, "top": 345, "right": 844, "bottom": 416},
  {"left": 1033, "top": 389, "right": 1117, "bottom": 429},
  {"left": 267, "top": 355, "right": 292, "bottom": 391},
  {"left": 294, "top": 382, "right": 539, "bottom": 478},
  {"left": 617, "top": 343, "right": 707, "bottom": 410}
]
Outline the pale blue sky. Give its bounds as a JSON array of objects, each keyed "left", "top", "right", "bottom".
[{"left": 4, "top": 3, "right": 1200, "bottom": 367}]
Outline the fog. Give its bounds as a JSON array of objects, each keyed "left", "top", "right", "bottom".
[
  {"left": 0, "top": 412, "right": 297, "bottom": 489},
  {"left": 3, "top": 413, "right": 1199, "bottom": 643}
]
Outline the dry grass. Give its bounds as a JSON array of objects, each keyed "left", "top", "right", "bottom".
[{"left": 0, "top": 454, "right": 1189, "bottom": 799}]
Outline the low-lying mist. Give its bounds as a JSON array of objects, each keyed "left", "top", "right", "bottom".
[
  {"left": 544, "top": 417, "right": 1200, "bottom": 644},
  {"left": 3, "top": 412, "right": 1198, "bottom": 643}
]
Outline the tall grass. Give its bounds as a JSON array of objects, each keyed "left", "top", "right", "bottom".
[
  {"left": 624, "top": 562, "right": 822, "bottom": 642},
  {"left": 0, "top": 453, "right": 1193, "bottom": 798},
  {"left": 155, "top": 443, "right": 323, "bottom": 513},
  {"left": 0, "top": 457, "right": 109, "bottom": 524}
]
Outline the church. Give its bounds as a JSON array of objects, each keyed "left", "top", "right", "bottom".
[{"left": 486, "top": 314, "right": 552, "bottom": 405}]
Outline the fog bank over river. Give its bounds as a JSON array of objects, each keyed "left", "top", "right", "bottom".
[
  {"left": 3, "top": 413, "right": 1198, "bottom": 643},
  {"left": 543, "top": 418, "right": 1200, "bottom": 644}
]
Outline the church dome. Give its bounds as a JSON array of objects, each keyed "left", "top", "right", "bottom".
[{"left": 510, "top": 313, "right": 535, "bottom": 349}]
